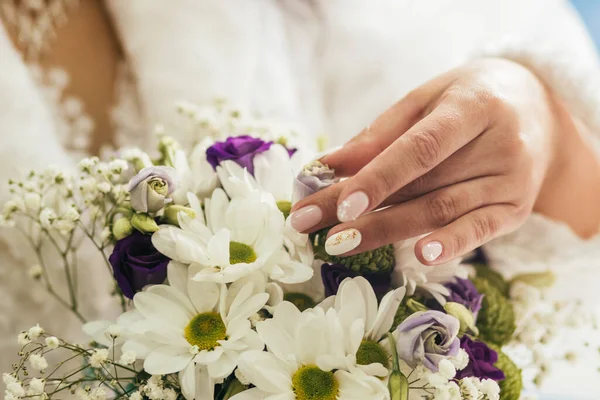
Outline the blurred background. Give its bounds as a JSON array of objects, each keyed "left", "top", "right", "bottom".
[{"left": 572, "top": 0, "right": 600, "bottom": 49}]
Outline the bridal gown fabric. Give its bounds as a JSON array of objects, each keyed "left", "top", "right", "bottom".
[{"left": 1, "top": 0, "right": 600, "bottom": 398}]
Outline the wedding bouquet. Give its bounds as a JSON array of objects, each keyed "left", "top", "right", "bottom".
[{"left": 2, "top": 103, "right": 583, "bottom": 400}]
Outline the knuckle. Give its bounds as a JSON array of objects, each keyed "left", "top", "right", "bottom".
[
  {"left": 471, "top": 214, "right": 500, "bottom": 243},
  {"left": 408, "top": 130, "right": 444, "bottom": 171},
  {"left": 427, "top": 195, "right": 460, "bottom": 227},
  {"left": 372, "top": 167, "right": 398, "bottom": 197},
  {"left": 449, "top": 232, "right": 469, "bottom": 256}
]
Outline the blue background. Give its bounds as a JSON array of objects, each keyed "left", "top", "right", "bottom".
[{"left": 572, "top": 0, "right": 600, "bottom": 49}]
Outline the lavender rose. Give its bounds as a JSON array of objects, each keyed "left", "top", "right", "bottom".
[
  {"left": 395, "top": 310, "right": 460, "bottom": 371},
  {"left": 206, "top": 135, "right": 272, "bottom": 176},
  {"left": 446, "top": 278, "right": 484, "bottom": 316},
  {"left": 292, "top": 160, "right": 340, "bottom": 202},
  {"left": 321, "top": 263, "right": 391, "bottom": 299},
  {"left": 109, "top": 231, "right": 170, "bottom": 299},
  {"left": 128, "top": 166, "right": 177, "bottom": 213},
  {"left": 456, "top": 336, "right": 506, "bottom": 381}
]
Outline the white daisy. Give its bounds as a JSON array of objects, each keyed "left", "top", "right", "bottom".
[
  {"left": 392, "top": 236, "right": 468, "bottom": 304},
  {"left": 321, "top": 277, "right": 405, "bottom": 377},
  {"left": 121, "top": 263, "right": 267, "bottom": 399},
  {"left": 231, "top": 301, "right": 390, "bottom": 400},
  {"left": 153, "top": 188, "right": 313, "bottom": 284}
]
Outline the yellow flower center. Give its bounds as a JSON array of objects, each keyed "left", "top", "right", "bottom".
[
  {"left": 276, "top": 200, "right": 292, "bottom": 219},
  {"left": 184, "top": 312, "right": 227, "bottom": 351},
  {"left": 356, "top": 340, "right": 390, "bottom": 368},
  {"left": 292, "top": 365, "right": 339, "bottom": 400},
  {"left": 229, "top": 241, "right": 257, "bottom": 264}
]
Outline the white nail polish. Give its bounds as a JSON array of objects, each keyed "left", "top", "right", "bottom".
[
  {"left": 422, "top": 241, "right": 443, "bottom": 262},
  {"left": 325, "top": 229, "right": 362, "bottom": 256}
]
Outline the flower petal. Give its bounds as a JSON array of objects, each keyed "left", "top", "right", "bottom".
[
  {"left": 144, "top": 345, "right": 192, "bottom": 374},
  {"left": 237, "top": 351, "right": 292, "bottom": 393}
]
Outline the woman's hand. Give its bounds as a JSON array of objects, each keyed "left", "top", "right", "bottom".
[{"left": 291, "top": 58, "right": 600, "bottom": 265}]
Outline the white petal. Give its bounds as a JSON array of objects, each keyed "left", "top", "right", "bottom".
[
  {"left": 256, "top": 319, "right": 293, "bottom": 361},
  {"left": 207, "top": 350, "right": 238, "bottom": 379},
  {"left": 229, "top": 388, "right": 272, "bottom": 400},
  {"left": 237, "top": 351, "right": 292, "bottom": 393},
  {"left": 134, "top": 289, "right": 192, "bottom": 327},
  {"left": 167, "top": 261, "right": 189, "bottom": 296},
  {"left": 206, "top": 188, "right": 229, "bottom": 233},
  {"left": 147, "top": 284, "right": 196, "bottom": 317},
  {"left": 208, "top": 228, "right": 232, "bottom": 267},
  {"left": 144, "top": 345, "right": 192, "bottom": 374},
  {"left": 368, "top": 287, "right": 406, "bottom": 341},
  {"left": 188, "top": 280, "right": 221, "bottom": 313},
  {"left": 353, "top": 277, "right": 379, "bottom": 332},
  {"left": 228, "top": 292, "right": 269, "bottom": 323},
  {"left": 194, "top": 347, "right": 225, "bottom": 364}
]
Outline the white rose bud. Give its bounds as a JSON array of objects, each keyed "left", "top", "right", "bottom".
[{"left": 128, "top": 167, "right": 178, "bottom": 213}]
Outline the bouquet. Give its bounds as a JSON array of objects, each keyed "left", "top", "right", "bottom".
[{"left": 1, "top": 102, "right": 590, "bottom": 400}]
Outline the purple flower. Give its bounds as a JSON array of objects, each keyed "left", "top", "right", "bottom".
[
  {"left": 128, "top": 166, "right": 177, "bottom": 213},
  {"left": 395, "top": 310, "right": 460, "bottom": 371},
  {"left": 321, "top": 263, "right": 391, "bottom": 299},
  {"left": 456, "top": 336, "right": 506, "bottom": 381},
  {"left": 206, "top": 135, "right": 272, "bottom": 176},
  {"left": 292, "top": 161, "right": 340, "bottom": 203},
  {"left": 446, "top": 278, "right": 484, "bottom": 316},
  {"left": 109, "top": 231, "right": 170, "bottom": 299}
]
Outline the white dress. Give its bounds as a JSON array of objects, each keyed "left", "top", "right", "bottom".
[{"left": 1, "top": 0, "right": 599, "bottom": 397}]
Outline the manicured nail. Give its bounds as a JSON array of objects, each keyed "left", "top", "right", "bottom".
[
  {"left": 290, "top": 205, "right": 323, "bottom": 232},
  {"left": 422, "top": 241, "right": 443, "bottom": 262},
  {"left": 337, "top": 191, "right": 369, "bottom": 222},
  {"left": 325, "top": 229, "right": 362, "bottom": 256}
]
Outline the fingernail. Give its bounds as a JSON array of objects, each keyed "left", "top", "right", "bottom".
[
  {"left": 325, "top": 229, "right": 362, "bottom": 256},
  {"left": 337, "top": 191, "right": 369, "bottom": 222},
  {"left": 290, "top": 205, "right": 323, "bottom": 232},
  {"left": 422, "top": 241, "right": 443, "bottom": 262}
]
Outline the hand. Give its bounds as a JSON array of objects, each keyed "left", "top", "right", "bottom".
[{"left": 291, "top": 58, "right": 579, "bottom": 265}]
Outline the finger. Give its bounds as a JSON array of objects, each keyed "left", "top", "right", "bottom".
[
  {"left": 336, "top": 97, "right": 490, "bottom": 223},
  {"left": 322, "top": 176, "right": 509, "bottom": 256},
  {"left": 414, "top": 204, "right": 521, "bottom": 266},
  {"left": 290, "top": 180, "right": 347, "bottom": 233},
  {"left": 321, "top": 73, "right": 455, "bottom": 177}
]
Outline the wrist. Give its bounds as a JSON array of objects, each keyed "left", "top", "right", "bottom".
[{"left": 534, "top": 97, "right": 600, "bottom": 238}]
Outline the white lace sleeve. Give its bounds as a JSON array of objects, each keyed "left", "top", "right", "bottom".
[{"left": 0, "top": 24, "right": 115, "bottom": 374}]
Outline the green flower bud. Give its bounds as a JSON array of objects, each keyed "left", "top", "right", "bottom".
[
  {"left": 161, "top": 205, "right": 197, "bottom": 227},
  {"left": 131, "top": 213, "right": 159, "bottom": 234},
  {"left": 474, "top": 277, "right": 516, "bottom": 346},
  {"left": 311, "top": 228, "right": 395, "bottom": 275},
  {"left": 387, "top": 332, "right": 409, "bottom": 400},
  {"left": 474, "top": 264, "right": 509, "bottom": 296},
  {"left": 488, "top": 343, "right": 523, "bottom": 400},
  {"left": 157, "top": 136, "right": 179, "bottom": 167},
  {"left": 112, "top": 217, "right": 133, "bottom": 240},
  {"left": 444, "top": 302, "right": 479, "bottom": 337},
  {"left": 511, "top": 270, "right": 556, "bottom": 289},
  {"left": 391, "top": 297, "right": 428, "bottom": 331},
  {"left": 276, "top": 201, "right": 292, "bottom": 220}
]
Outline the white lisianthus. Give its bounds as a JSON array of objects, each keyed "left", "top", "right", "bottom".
[
  {"left": 320, "top": 277, "right": 405, "bottom": 377},
  {"left": 152, "top": 189, "right": 313, "bottom": 284},
  {"left": 171, "top": 138, "right": 219, "bottom": 205},
  {"left": 121, "top": 263, "right": 268, "bottom": 400},
  {"left": 392, "top": 236, "right": 468, "bottom": 305},
  {"left": 231, "top": 302, "right": 390, "bottom": 400}
]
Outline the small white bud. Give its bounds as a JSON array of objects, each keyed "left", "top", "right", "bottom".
[
  {"left": 89, "top": 349, "right": 109, "bottom": 368},
  {"left": 39, "top": 208, "right": 57, "bottom": 228},
  {"left": 27, "top": 324, "right": 44, "bottom": 339},
  {"left": 45, "top": 336, "right": 59, "bottom": 349},
  {"left": 97, "top": 182, "right": 112, "bottom": 194},
  {"left": 28, "top": 265, "right": 43, "bottom": 280},
  {"left": 62, "top": 207, "right": 80, "bottom": 222},
  {"left": 29, "top": 354, "right": 48, "bottom": 371},
  {"left": 107, "top": 324, "right": 122, "bottom": 339},
  {"left": 119, "top": 350, "right": 136, "bottom": 365},
  {"left": 24, "top": 192, "right": 41, "bottom": 211},
  {"left": 17, "top": 332, "right": 31, "bottom": 346}
]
